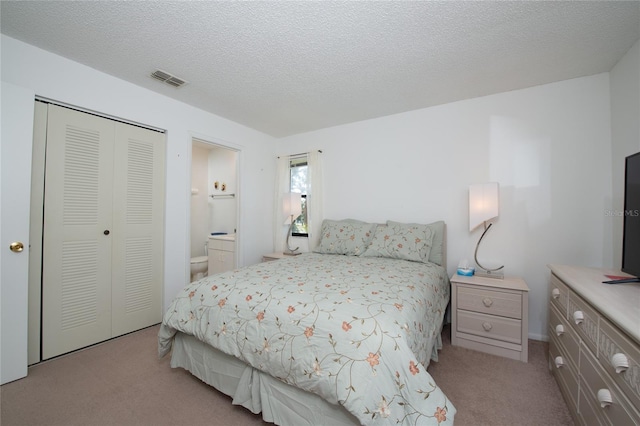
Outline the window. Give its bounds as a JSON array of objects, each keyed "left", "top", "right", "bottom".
[{"left": 290, "top": 156, "right": 308, "bottom": 236}]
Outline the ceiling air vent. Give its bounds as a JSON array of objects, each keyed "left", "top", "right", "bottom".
[{"left": 150, "top": 69, "right": 187, "bottom": 88}]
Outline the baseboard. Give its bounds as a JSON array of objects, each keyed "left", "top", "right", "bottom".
[{"left": 528, "top": 332, "right": 548, "bottom": 342}]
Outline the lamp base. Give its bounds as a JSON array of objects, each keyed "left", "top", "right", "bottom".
[
  {"left": 283, "top": 251, "right": 301, "bottom": 256},
  {"left": 475, "top": 269, "right": 504, "bottom": 279}
]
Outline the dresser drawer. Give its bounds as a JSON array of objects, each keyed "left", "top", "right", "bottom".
[
  {"left": 568, "top": 290, "right": 599, "bottom": 355},
  {"left": 548, "top": 303, "right": 580, "bottom": 369},
  {"left": 578, "top": 387, "right": 606, "bottom": 426},
  {"left": 598, "top": 316, "right": 640, "bottom": 410},
  {"left": 457, "top": 310, "right": 522, "bottom": 344},
  {"left": 457, "top": 286, "right": 522, "bottom": 319},
  {"left": 550, "top": 273, "right": 569, "bottom": 317},
  {"left": 549, "top": 334, "right": 579, "bottom": 416},
  {"left": 580, "top": 345, "right": 640, "bottom": 426}
]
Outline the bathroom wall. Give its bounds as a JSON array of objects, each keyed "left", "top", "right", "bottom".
[
  {"left": 191, "top": 143, "right": 238, "bottom": 260},
  {"left": 208, "top": 146, "right": 238, "bottom": 235}
]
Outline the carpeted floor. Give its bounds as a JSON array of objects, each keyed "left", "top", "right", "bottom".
[
  {"left": 0, "top": 324, "right": 573, "bottom": 425},
  {"left": 429, "top": 327, "right": 573, "bottom": 425}
]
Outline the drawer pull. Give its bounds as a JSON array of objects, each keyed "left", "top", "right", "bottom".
[
  {"left": 482, "top": 322, "right": 493, "bottom": 332},
  {"left": 611, "top": 353, "right": 629, "bottom": 374},
  {"left": 573, "top": 310, "right": 584, "bottom": 325},
  {"left": 482, "top": 297, "right": 493, "bottom": 307},
  {"left": 597, "top": 389, "right": 612, "bottom": 408},
  {"left": 551, "top": 288, "right": 560, "bottom": 299},
  {"left": 555, "top": 324, "right": 564, "bottom": 336},
  {"left": 554, "top": 356, "right": 564, "bottom": 368}
]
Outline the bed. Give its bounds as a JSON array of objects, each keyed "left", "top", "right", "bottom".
[{"left": 158, "top": 220, "right": 456, "bottom": 425}]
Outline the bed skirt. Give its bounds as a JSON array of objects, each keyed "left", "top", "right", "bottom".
[{"left": 171, "top": 331, "right": 361, "bottom": 426}]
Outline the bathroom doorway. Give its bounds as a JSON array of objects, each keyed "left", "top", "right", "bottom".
[{"left": 190, "top": 138, "right": 239, "bottom": 281}]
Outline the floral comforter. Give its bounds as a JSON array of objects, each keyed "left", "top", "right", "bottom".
[{"left": 158, "top": 253, "right": 455, "bottom": 425}]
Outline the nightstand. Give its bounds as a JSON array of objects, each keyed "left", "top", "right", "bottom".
[
  {"left": 450, "top": 273, "right": 529, "bottom": 362},
  {"left": 262, "top": 252, "right": 289, "bottom": 262}
]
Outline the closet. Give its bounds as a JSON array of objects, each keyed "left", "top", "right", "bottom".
[{"left": 33, "top": 102, "right": 165, "bottom": 360}]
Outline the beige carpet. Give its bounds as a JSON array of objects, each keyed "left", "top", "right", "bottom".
[
  {"left": 1, "top": 324, "right": 573, "bottom": 426},
  {"left": 429, "top": 327, "right": 574, "bottom": 425}
]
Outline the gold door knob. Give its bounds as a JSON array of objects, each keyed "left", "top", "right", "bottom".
[{"left": 9, "top": 241, "right": 24, "bottom": 253}]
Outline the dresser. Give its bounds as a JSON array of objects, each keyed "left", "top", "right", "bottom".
[
  {"left": 548, "top": 264, "right": 640, "bottom": 425},
  {"left": 451, "top": 274, "right": 529, "bottom": 362}
]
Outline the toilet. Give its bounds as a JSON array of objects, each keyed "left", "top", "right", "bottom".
[{"left": 190, "top": 256, "right": 208, "bottom": 282}]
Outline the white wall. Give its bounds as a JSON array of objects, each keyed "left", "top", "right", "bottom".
[
  {"left": 1, "top": 34, "right": 276, "bottom": 310},
  {"left": 277, "top": 73, "right": 613, "bottom": 340},
  {"left": 610, "top": 40, "right": 640, "bottom": 268},
  {"left": 191, "top": 145, "right": 210, "bottom": 257}
]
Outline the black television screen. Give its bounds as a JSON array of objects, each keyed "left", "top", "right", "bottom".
[{"left": 622, "top": 151, "right": 640, "bottom": 279}]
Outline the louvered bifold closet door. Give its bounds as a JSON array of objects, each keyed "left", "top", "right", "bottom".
[
  {"left": 111, "top": 123, "right": 164, "bottom": 337},
  {"left": 41, "top": 105, "right": 165, "bottom": 360},
  {"left": 42, "top": 105, "right": 115, "bottom": 360}
]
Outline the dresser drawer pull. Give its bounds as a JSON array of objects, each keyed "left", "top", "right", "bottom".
[
  {"left": 573, "top": 310, "right": 584, "bottom": 325},
  {"left": 551, "top": 288, "right": 560, "bottom": 299},
  {"left": 554, "top": 356, "right": 564, "bottom": 368},
  {"left": 611, "top": 353, "right": 629, "bottom": 374},
  {"left": 555, "top": 324, "right": 564, "bottom": 336},
  {"left": 597, "top": 389, "right": 613, "bottom": 408},
  {"left": 482, "top": 322, "right": 493, "bottom": 332}
]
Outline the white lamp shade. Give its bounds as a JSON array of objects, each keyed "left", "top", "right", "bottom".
[
  {"left": 283, "top": 192, "right": 302, "bottom": 223},
  {"left": 469, "top": 182, "right": 499, "bottom": 231}
]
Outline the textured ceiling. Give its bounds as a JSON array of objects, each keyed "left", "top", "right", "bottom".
[{"left": 1, "top": 1, "right": 639, "bottom": 138}]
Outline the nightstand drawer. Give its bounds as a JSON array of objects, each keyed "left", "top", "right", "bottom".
[
  {"left": 457, "top": 286, "right": 522, "bottom": 319},
  {"left": 457, "top": 310, "right": 522, "bottom": 344}
]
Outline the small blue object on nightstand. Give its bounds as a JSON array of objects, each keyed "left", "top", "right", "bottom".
[
  {"left": 457, "top": 260, "right": 474, "bottom": 276},
  {"left": 457, "top": 267, "right": 475, "bottom": 276}
]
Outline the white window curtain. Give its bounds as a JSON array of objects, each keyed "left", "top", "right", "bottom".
[
  {"left": 306, "top": 151, "right": 324, "bottom": 251},
  {"left": 273, "top": 155, "right": 291, "bottom": 253},
  {"left": 273, "top": 151, "right": 324, "bottom": 253}
]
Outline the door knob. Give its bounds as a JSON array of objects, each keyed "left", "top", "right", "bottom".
[
  {"left": 9, "top": 241, "right": 24, "bottom": 252},
  {"left": 104, "top": 230, "right": 110, "bottom": 235}
]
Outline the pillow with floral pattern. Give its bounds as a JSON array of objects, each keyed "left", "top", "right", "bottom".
[
  {"left": 313, "top": 219, "right": 376, "bottom": 256},
  {"left": 362, "top": 220, "right": 433, "bottom": 263}
]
